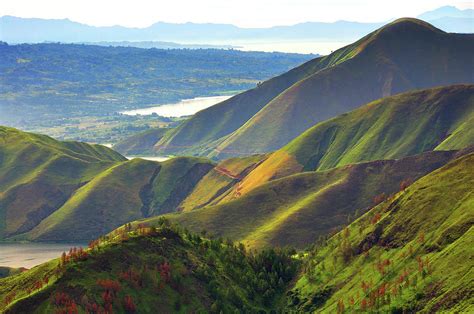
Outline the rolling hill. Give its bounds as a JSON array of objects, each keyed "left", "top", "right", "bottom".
[
  {"left": 235, "top": 85, "right": 474, "bottom": 194},
  {"left": 141, "top": 149, "right": 469, "bottom": 249},
  {"left": 155, "top": 18, "right": 474, "bottom": 159},
  {"left": 288, "top": 151, "right": 474, "bottom": 312},
  {"left": 0, "top": 126, "right": 215, "bottom": 242},
  {"left": 113, "top": 128, "right": 170, "bottom": 156},
  {"left": 0, "top": 222, "right": 298, "bottom": 313},
  {"left": 1, "top": 152, "right": 471, "bottom": 313},
  {"left": 0, "top": 126, "right": 125, "bottom": 239}
]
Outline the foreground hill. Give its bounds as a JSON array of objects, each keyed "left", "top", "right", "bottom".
[
  {"left": 156, "top": 19, "right": 474, "bottom": 159},
  {"left": 143, "top": 149, "right": 468, "bottom": 249},
  {"left": 235, "top": 85, "right": 474, "bottom": 194},
  {"left": 1, "top": 153, "right": 471, "bottom": 312},
  {"left": 288, "top": 152, "right": 474, "bottom": 312},
  {"left": 0, "top": 222, "right": 297, "bottom": 313},
  {"left": 0, "top": 126, "right": 215, "bottom": 242}
]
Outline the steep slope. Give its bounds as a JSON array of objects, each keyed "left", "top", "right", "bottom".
[
  {"left": 288, "top": 152, "right": 474, "bottom": 312},
  {"left": 0, "top": 223, "right": 297, "bottom": 313},
  {"left": 1, "top": 154, "right": 471, "bottom": 314},
  {"left": 237, "top": 85, "right": 474, "bottom": 194},
  {"left": 145, "top": 150, "right": 464, "bottom": 249},
  {"left": 0, "top": 126, "right": 125, "bottom": 238},
  {"left": 113, "top": 128, "right": 170, "bottom": 156},
  {"left": 155, "top": 39, "right": 363, "bottom": 157},
  {"left": 178, "top": 154, "right": 268, "bottom": 212},
  {"left": 157, "top": 18, "right": 474, "bottom": 159},
  {"left": 213, "top": 19, "right": 474, "bottom": 157},
  {"left": 18, "top": 157, "right": 214, "bottom": 242}
]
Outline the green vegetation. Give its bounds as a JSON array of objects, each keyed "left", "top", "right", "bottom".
[
  {"left": 1, "top": 153, "right": 472, "bottom": 312},
  {"left": 0, "top": 126, "right": 215, "bottom": 242},
  {"left": 0, "top": 126, "right": 125, "bottom": 239},
  {"left": 238, "top": 85, "right": 474, "bottom": 191},
  {"left": 179, "top": 154, "right": 268, "bottom": 211},
  {"left": 156, "top": 18, "right": 474, "bottom": 159},
  {"left": 113, "top": 128, "right": 171, "bottom": 156},
  {"left": 288, "top": 152, "right": 474, "bottom": 312},
  {"left": 0, "top": 43, "right": 312, "bottom": 143},
  {"left": 284, "top": 85, "right": 474, "bottom": 171},
  {"left": 0, "top": 220, "right": 298, "bottom": 313},
  {"left": 144, "top": 150, "right": 462, "bottom": 249},
  {"left": 0, "top": 267, "right": 25, "bottom": 279}
]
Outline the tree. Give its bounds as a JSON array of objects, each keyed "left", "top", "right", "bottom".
[
  {"left": 123, "top": 295, "right": 136, "bottom": 313},
  {"left": 399, "top": 178, "right": 413, "bottom": 191}
]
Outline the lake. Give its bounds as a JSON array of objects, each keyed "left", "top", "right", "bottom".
[
  {"left": 120, "top": 95, "right": 233, "bottom": 117},
  {"left": 0, "top": 242, "right": 86, "bottom": 269},
  {"left": 125, "top": 156, "right": 170, "bottom": 162}
]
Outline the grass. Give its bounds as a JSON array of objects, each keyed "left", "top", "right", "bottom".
[
  {"left": 157, "top": 19, "right": 474, "bottom": 159},
  {"left": 113, "top": 127, "right": 171, "bottom": 156},
  {"left": 145, "top": 150, "right": 460, "bottom": 249},
  {"left": 0, "top": 126, "right": 125, "bottom": 238},
  {"left": 0, "top": 126, "right": 217, "bottom": 242},
  {"left": 179, "top": 154, "right": 267, "bottom": 211},
  {"left": 288, "top": 152, "right": 474, "bottom": 312},
  {"left": 2, "top": 153, "right": 471, "bottom": 313},
  {"left": 235, "top": 85, "right": 474, "bottom": 193},
  {"left": 0, "top": 222, "right": 298, "bottom": 313}
]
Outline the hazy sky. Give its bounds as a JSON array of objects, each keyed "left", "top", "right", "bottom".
[{"left": 1, "top": 0, "right": 472, "bottom": 28}]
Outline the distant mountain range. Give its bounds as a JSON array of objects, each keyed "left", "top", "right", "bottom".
[{"left": 1, "top": 6, "right": 472, "bottom": 45}]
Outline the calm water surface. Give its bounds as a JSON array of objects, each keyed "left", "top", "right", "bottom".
[
  {"left": 120, "top": 95, "right": 233, "bottom": 117},
  {"left": 125, "top": 156, "right": 170, "bottom": 162},
  {"left": 0, "top": 243, "right": 86, "bottom": 269}
]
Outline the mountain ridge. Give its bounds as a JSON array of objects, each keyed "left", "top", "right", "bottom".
[{"left": 154, "top": 18, "right": 474, "bottom": 159}]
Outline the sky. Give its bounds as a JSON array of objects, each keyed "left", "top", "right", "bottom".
[{"left": 1, "top": 0, "right": 472, "bottom": 28}]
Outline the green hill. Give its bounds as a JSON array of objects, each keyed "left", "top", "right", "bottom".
[
  {"left": 0, "top": 126, "right": 125, "bottom": 238},
  {"left": 113, "top": 128, "right": 170, "bottom": 156},
  {"left": 155, "top": 18, "right": 474, "bottom": 159},
  {"left": 144, "top": 149, "right": 465, "bottom": 249},
  {"left": 1, "top": 153, "right": 471, "bottom": 313},
  {"left": 16, "top": 157, "right": 214, "bottom": 242},
  {"left": 0, "top": 126, "right": 215, "bottom": 242},
  {"left": 288, "top": 152, "right": 474, "bottom": 312},
  {"left": 0, "top": 221, "right": 297, "bottom": 313},
  {"left": 236, "top": 85, "right": 474, "bottom": 194}
]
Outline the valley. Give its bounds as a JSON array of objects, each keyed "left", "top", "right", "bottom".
[{"left": 0, "top": 12, "right": 473, "bottom": 314}]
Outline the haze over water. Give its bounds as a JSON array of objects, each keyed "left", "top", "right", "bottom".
[
  {"left": 120, "top": 95, "right": 233, "bottom": 117},
  {"left": 0, "top": 242, "right": 86, "bottom": 268}
]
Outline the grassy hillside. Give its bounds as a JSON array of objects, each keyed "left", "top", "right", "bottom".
[
  {"left": 178, "top": 154, "right": 267, "bottom": 211},
  {"left": 155, "top": 18, "right": 474, "bottom": 159},
  {"left": 213, "top": 19, "right": 474, "bottom": 157},
  {"left": 237, "top": 85, "right": 474, "bottom": 193},
  {"left": 2, "top": 154, "right": 471, "bottom": 313},
  {"left": 147, "top": 157, "right": 215, "bottom": 215},
  {"left": 15, "top": 157, "right": 214, "bottom": 242},
  {"left": 113, "top": 128, "right": 170, "bottom": 156},
  {"left": 0, "top": 126, "right": 216, "bottom": 242},
  {"left": 143, "top": 150, "right": 462, "bottom": 249},
  {"left": 22, "top": 158, "right": 162, "bottom": 242},
  {"left": 288, "top": 152, "right": 474, "bottom": 312},
  {"left": 0, "top": 221, "right": 298, "bottom": 313},
  {"left": 154, "top": 54, "right": 333, "bottom": 157},
  {"left": 0, "top": 126, "right": 125, "bottom": 238}
]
